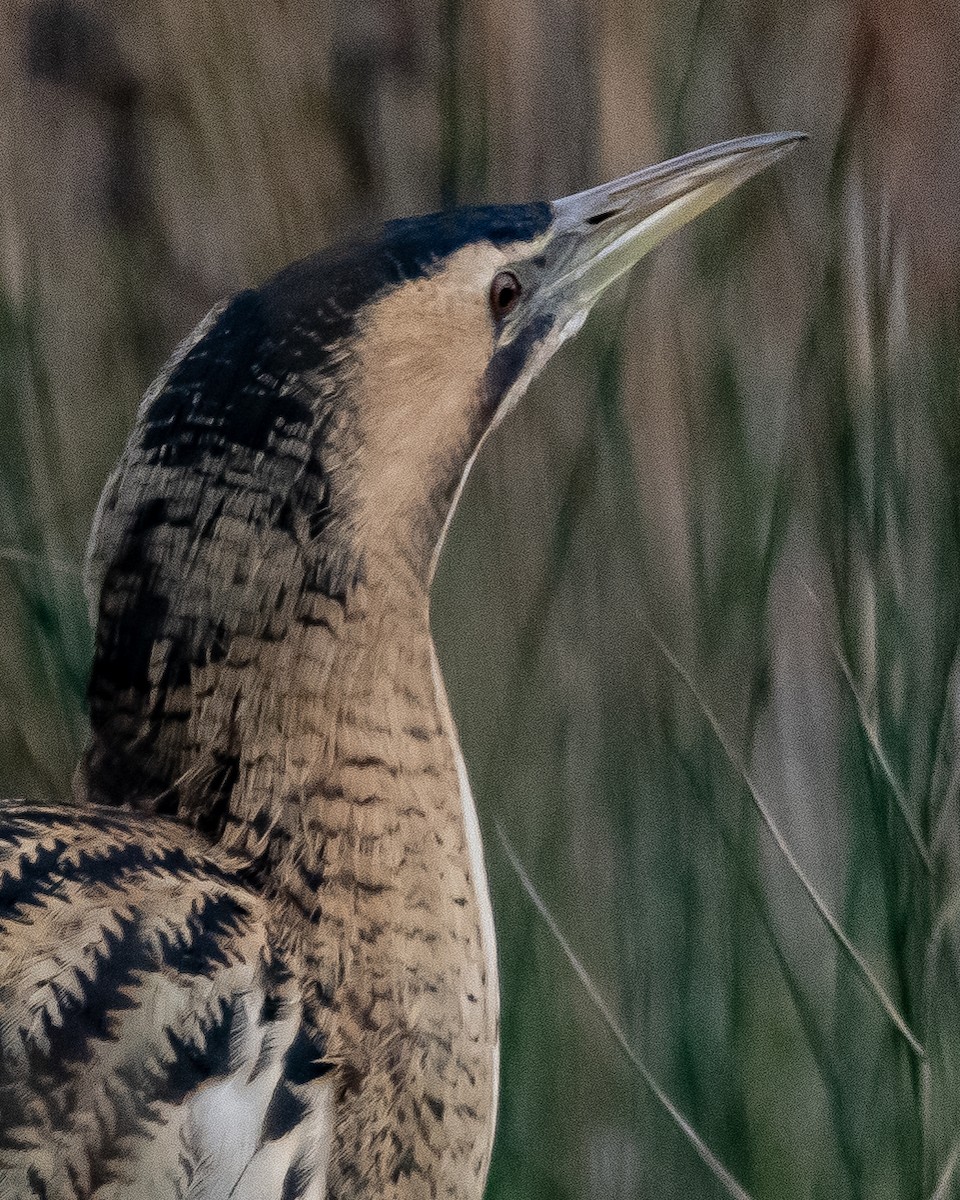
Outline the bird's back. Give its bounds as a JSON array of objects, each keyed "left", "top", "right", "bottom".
[{"left": 0, "top": 803, "right": 333, "bottom": 1200}]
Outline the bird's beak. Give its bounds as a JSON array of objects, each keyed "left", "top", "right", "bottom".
[{"left": 540, "top": 132, "right": 806, "bottom": 330}]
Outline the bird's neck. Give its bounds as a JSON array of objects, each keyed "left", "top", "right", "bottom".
[
  {"left": 81, "top": 554, "right": 501, "bottom": 1193},
  {"left": 213, "top": 569, "right": 458, "bottom": 880},
  {"left": 83, "top": 556, "right": 445, "bottom": 848},
  {"left": 82, "top": 549, "right": 498, "bottom": 961}
]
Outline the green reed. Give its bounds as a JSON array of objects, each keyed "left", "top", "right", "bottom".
[{"left": 2, "top": 5, "right": 960, "bottom": 1197}]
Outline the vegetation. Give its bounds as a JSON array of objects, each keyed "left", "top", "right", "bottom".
[{"left": 2, "top": 1, "right": 958, "bottom": 1195}]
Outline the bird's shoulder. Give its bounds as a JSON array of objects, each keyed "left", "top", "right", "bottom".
[{"left": 0, "top": 802, "right": 333, "bottom": 1200}]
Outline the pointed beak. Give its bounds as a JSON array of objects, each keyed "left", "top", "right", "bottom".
[{"left": 540, "top": 132, "right": 806, "bottom": 325}]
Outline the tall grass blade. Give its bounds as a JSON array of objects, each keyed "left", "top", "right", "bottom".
[
  {"left": 930, "top": 1137, "right": 960, "bottom": 1200},
  {"left": 645, "top": 620, "right": 925, "bottom": 1059},
  {"left": 498, "top": 825, "right": 760, "bottom": 1200},
  {"left": 799, "top": 577, "right": 932, "bottom": 873}
]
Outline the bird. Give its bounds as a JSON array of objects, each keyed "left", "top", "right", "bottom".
[{"left": 0, "top": 132, "right": 803, "bottom": 1200}]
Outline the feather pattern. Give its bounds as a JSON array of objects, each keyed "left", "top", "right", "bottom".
[{"left": 0, "top": 805, "right": 333, "bottom": 1200}]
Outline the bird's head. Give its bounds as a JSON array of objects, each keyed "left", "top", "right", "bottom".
[
  {"left": 310, "top": 134, "right": 806, "bottom": 581},
  {"left": 91, "top": 133, "right": 803, "bottom": 603},
  {"left": 82, "top": 132, "right": 803, "bottom": 816}
]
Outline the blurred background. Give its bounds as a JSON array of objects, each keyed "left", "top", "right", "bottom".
[{"left": 3, "top": 0, "right": 960, "bottom": 1196}]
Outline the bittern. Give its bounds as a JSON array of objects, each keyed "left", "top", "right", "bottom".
[{"left": 0, "top": 133, "right": 802, "bottom": 1199}]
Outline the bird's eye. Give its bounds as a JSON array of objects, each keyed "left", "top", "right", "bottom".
[{"left": 490, "top": 271, "right": 523, "bottom": 320}]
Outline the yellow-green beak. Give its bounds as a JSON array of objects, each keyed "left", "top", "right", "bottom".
[{"left": 542, "top": 132, "right": 806, "bottom": 323}]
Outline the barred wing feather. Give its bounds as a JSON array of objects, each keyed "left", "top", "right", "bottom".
[{"left": 0, "top": 805, "right": 333, "bottom": 1200}]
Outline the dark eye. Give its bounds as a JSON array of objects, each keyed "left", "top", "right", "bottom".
[{"left": 490, "top": 271, "right": 522, "bottom": 320}]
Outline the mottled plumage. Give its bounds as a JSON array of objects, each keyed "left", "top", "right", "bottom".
[
  {"left": 0, "top": 136, "right": 802, "bottom": 1199},
  {"left": 0, "top": 805, "right": 331, "bottom": 1200}
]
